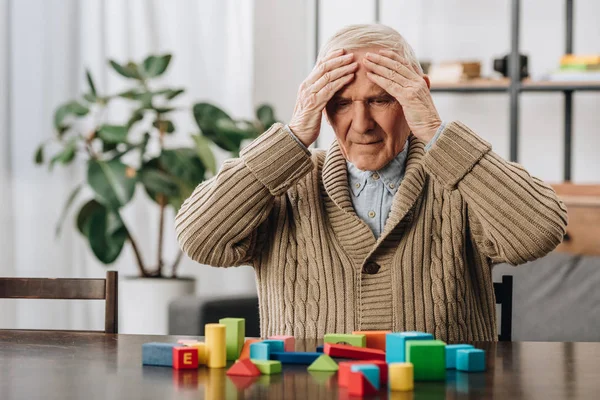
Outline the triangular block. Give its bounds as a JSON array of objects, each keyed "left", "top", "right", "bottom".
[
  {"left": 307, "top": 354, "right": 339, "bottom": 372},
  {"left": 348, "top": 371, "right": 378, "bottom": 396},
  {"left": 226, "top": 358, "right": 261, "bottom": 377}
]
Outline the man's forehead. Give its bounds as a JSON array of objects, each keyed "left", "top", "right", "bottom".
[{"left": 333, "top": 84, "right": 387, "bottom": 100}]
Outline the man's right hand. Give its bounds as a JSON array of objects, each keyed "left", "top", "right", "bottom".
[{"left": 288, "top": 49, "right": 358, "bottom": 147}]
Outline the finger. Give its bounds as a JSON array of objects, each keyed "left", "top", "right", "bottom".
[
  {"left": 305, "top": 53, "right": 355, "bottom": 86},
  {"left": 379, "top": 49, "right": 422, "bottom": 75},
  {"left": 310, "top": 62, "right": 358, "bottom": 94},
  {"left": 363, "top": 58, "right": 410, "bottom": 88},
  {"left": 316, "top": 73, "right": 355, "bottom": 104},
  {"left": 364, "top": 51, "right": 419, "bottom": 81},
  {"left": 366, "top": 72, "right": 403, "bottom": 100}
]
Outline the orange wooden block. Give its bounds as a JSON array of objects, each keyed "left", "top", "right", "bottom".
[
  {"left": 347, "top": 370, "right": 378, "bottom": 396},
  {"left": 173, "top": 347, "right": 199, "bottom": 370},
  {"left": 352, "top": 330, "right": 391, "bottom": 352},
  {"left": 238, "top": 339, "right": 260, "bottom": 360}
]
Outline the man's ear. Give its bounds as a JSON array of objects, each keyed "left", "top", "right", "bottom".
[{"left": 422, "top": 74, "right": 431, "bottom": 89}]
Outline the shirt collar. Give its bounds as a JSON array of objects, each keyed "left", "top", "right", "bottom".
[{"left": 347, "top": 139, "right": 409, "bottom": 197}]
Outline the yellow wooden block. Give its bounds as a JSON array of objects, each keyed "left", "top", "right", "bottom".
[
  {"left": 389, "top": 362, "right": 414, "bottom": 391},
  {"left": 205, "top": 324, "right": 226, "bottom": 368},
  {"left": 186, "top": 342, "right": 207, "bottom": 365}
]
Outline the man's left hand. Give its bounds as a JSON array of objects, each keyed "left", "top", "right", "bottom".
[{"left": 363, "top": 49, "right": 441, "bottom": 142}]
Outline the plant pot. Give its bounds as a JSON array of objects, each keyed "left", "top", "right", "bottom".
[{"left": 119, "top": 276, "right": 195, "bottom": 334}]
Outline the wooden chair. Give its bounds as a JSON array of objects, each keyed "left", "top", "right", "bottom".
[
  {"left": 494, "top": 275, "right": 513, "bottom": 342},
  {"left": 0, "top": 271, "right": 118, "bottom": 333}
]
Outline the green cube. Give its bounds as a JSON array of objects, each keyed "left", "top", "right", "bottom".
[
  {"left": 406, "top": 340, "right": 446, "bottom": 381},
  {"left": 323, "top": 333, "right": 366, "bottom": 347},
  {"left": 219, "top": 318, "right": 245, "bottom": 361},
  {"left": 251, "top": 360, "right": 282, "bottom": 375}
]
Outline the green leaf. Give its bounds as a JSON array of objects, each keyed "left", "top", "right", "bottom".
[
  {"left": 140, "top": 165, "right": 180, "bottom": 201},
  {"left": 192, "top": 103, "right": 238, "bottom": 151},
  {"left": 256, "top": 104, "right": 278, "bottom": 129},
  {"left": 152, "top": 120, "right": 175, "bottom": 133},
  {"left": 142, "top": 54, "right": 172, "bottom": 78},
  {"left": 86, "top": 69, "right": 97, "bottom": 97},
  {"left": 153, "top": 107, "right": 175, "bottom": 114},
  {"left": 118, "top": 89, "right": 144, "bottom": 99},
  {"left": 76, "top": 199, "right": 103, "bottom": 235},
  {"left": 34, "top": 144, "right": 44, "bottom": 164},
  {"left": 109, "top": 60, "right": 141, "bottom": 80},
  {"left": 49, "top": 138, "right": 78, "bottom": 170},
  {"left": 54, "top": 101, "right": 89, "bottom": 132},
  {"left": 155, "top": 88, "right": 185, "bottom": 100},
  {"left": 83, "top": 93, "right": 96, "bottom": 103},
  {"left": 159, "top": 148, "right": 206, "bottom": 187},
  {"left": 86, "top": 206, "right": 128, "bottom": 264},
  {"left": 127, "top": 109, "right": 145, "bottom": 128},
  {"left": 55, "top": 184, "right": 83, "bottom": 237},
  {"left": 214, "top": 118, "right": 255, "bottom": 150},
  {"left": 87, "top": 159, "right": 137, "bottom": 209},
  {"left": 192, "top": 134, "right": 217, "bottom": 175},
  {"left": 98, "top": 124, "right": 128, "bottom": 143}
]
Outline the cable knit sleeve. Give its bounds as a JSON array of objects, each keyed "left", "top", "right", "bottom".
[
  {"left": 175, "top": 123, "right": 314, "bottom": 267},
  {"left": 422, "top": 121, "right": 568, "bottom": 265}
]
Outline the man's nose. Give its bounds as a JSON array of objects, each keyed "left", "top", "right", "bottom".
[{"left": 351, "top": 102, "right": 375, "bottom": 134}]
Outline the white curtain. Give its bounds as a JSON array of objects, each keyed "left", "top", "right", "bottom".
[{"left": 0, "top": 0, "right": 257, "bottom": 331}]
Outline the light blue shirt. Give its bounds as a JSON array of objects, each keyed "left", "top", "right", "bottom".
[{"left": 286, "top": 122, "right": 446, "bottom": 238}]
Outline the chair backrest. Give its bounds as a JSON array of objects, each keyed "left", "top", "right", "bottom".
[
  {"left": 0, "top": 271, "right": 118, "bottom": 333},
  {"left": 494, "top": 275, "right": 513, "bottom": 341}
]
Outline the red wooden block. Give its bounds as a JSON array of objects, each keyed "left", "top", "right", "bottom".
[
  {"left": 338, "top": 360, "right": 388, "bottom": 387},
  {"left": 173, "top": 347, "right": 199, "bottom": 370},
  {"left": 324, "top": 343, "right": 385, "bottom": 361},
  {"left": 226, "top": 358, "right": 261, "bottom": 377},
  {"left": 347, "top": 370, "right": 378, "bottom": 396}
]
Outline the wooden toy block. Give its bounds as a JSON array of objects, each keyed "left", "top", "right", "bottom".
[
  {"left": 350, "top": 364, "right": 380, "bottom": 390},
  {"left": 270, "top": 351, "right": 322, "bottom": 364},
  {"left": 249, "top": 342, "right": 270, "bottom": 360},
  {"left": 386, "top": 331, "right": 434, "bottom": 363},
  {"left": 205, "top": 323, "right": 227, "bottom": 368},
  {"left": 307, "top": 354, "right": 338, "bottom": 372},
  {"left": 347, "top": 370, "right": 378, "bottom": 396},
  {"left": 445, "top": 344, "right": 474, "bottom": 369},
  {"left": 389, "top": 362, "right": 414, "bottom": 391},
  {"left": 324, "top": 333, "right": 366, "bottom": 347},
  {"left": 251, "top": 360, "right": 282, "bottom": 375},
  {"left": 226, "top": 358, "right": 261, "bottom": 377},
  {"left": 268, "top": 335, "right": 295, "bottom": 352},
  {"left": 219, "top": 318, "right": 245, "bottom": 361},
  {"left": 324, "top": 343, "right": 385, "bottom": 361},
  {"left": 239, "top": 338, "right": 260, "bottom": 360},
  {"left": 142, "top": 342, "right": 179, "bottom": 367},
  {"left": 406, "top": 340, "right": 446, "bottom": 381},
  {"left": 338, "top": 360, "right": 388, "bottom": 387},
  {"left": 173, "top": 347, "right": 199, "bottom": 370},
  {"left": 316, "top": 345, "right": 324, "bottom": 353},
  {"left": 185, "top": 342, "right": 207, "bottom": 365},
  {"left": 261, "top": 339, "right": 285, "bottom": 353},
  {"left": 352, "top": 330, "right": 391, "bottom": 351},
  {"left": 456, "top": 348, "right": 486, "bottom": 372}
]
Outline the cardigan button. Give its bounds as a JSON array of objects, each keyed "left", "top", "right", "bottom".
[{"left": 363, "top": 262, "right": 380, "bottom": 274}]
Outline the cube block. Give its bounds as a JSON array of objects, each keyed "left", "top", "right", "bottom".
[
  {"left": 445, "top": 344, "right": 474, "bottom": 369},
  {"left": 261, "top": 339, "right": 285, "bottom": 353},
  {"left": 406, "top": 340, "right": 446, "bottom": 381},
  {"left": 251, "top": 360, "right": 282, "bottom": 375},
  {"left": 389, "top": 362, "right": 414, "bottom": 391},
  {"left": 184, "top": 342, "right": 207, "bottom": 365},
  {"left": 219, "top": 318, "right": 245, "bottom": 361},
  {"left": 249, "top": 342, "right": 270, "bottom": 360},
  {"left": 351, "top": 364, "right": 380, "bottom": 390},
  {"left": 386, "top": 331, "right": 434, "bottom": 363},
  {"left": 173, "top": 347, "right": 199, "bottom": 370},
  {"left": 324, "top": 333, "right": 366, "bottom": 347},
  {"left": 142, "top": 343, "right": 179, "bottom": 367},
  {"left": 347, "top": 371, "right": 378, "bottom": 396},
  {"left": 456, "top": 349, "right": 486, "bottom": 372},
  {"left": 268, "top": 335, "right": 295, "bottom": 352},
  {"left": 352, "top": 330, "right": 391, "bottom": 352}
]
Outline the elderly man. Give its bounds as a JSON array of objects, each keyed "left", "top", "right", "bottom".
[{"left": 176, "top": 24, "right": 567, "bottom": 341}]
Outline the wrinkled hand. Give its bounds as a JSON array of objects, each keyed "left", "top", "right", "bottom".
[
  {"left": 288, "top": 49, "right": 358, "bottom": 147},
  {"left": 363, "top": 49, "right": 441, "bottom": 142}
]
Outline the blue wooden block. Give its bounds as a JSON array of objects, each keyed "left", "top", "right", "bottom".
[
  {"left": 316, "top": 345, "right": 324, "bottom": 353},
  {"left": 261, "top": 340, "right": 285, "bottom": 353},
  {"left": 445, "top": 344, "right": 474, "bottom": 369},
  {"left": 250, "top": 342, "right": 271, "bottom": 360},
  {"left": 386, "top": 331, "right": 434, "bottom": 363},
  {"left": 270, "top": 351, "right": 322, "bottom": 364},
  {"left": 351, "top": 364, "right": 380, "bottom": 390},
  {"left": 142, "top": 342, "right": 179, "bottom": 367},
  {"left": 456, "top": 349, "right": 486, "bottom": 372}
]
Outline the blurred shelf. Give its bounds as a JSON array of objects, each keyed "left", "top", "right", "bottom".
[
  {"left": 430, "top": 78, "right": 509, "bottom": 93},
  {"left": 520, "top": 80, "right": 600, "bottom": 92}
]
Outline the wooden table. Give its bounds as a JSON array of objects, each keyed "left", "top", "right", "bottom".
[{"left": 1, "top": 331, "right": 599, "bottom": 399}]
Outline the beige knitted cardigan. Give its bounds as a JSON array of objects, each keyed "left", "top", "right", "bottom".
[{"left": 175, "top": 121, "right": 568, "bottom": 341}]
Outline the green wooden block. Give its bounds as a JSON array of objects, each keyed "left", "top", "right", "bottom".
[
  {"left": 219, "top": 318, "right": 245, "bottom": 361},
  {"left": 307, "top": 354, "right": 339, "bottom": 372},
  {"left": 251, "top": 360, "right": 282, "bottom": 375},
  {"left": 406, "top": 340, "right": 446, "bottom": 381},
  {"left": 323, "top": 333, "right": 366, "bottom": 348}
]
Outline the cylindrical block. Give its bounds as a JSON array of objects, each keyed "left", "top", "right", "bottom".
[
  {"left": 389, "top": 362, "right": 414, "bottom": 391},
  {"left": 205, "top": 324, "right": 226, "bottom": 368}
]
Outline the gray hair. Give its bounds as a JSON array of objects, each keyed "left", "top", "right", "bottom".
[{"left": 317, "top": 24, "right": 423, "bottom": 74}]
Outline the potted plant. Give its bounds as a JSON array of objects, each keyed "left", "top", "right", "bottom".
[{"left": 35, "top": 53, "right": 278, "bottom": 333}]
